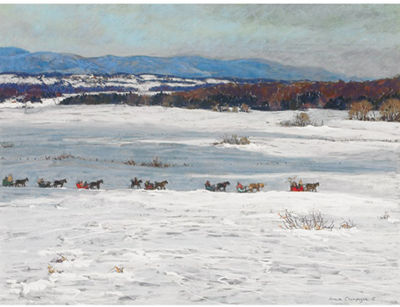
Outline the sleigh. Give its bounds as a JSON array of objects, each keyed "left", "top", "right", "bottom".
[
  {"left": 144, "top": 183, "right": 156, "bottom": 190},
  {"left": 38, "top": 181, "right": 52, "bottom": 188},
  {"left": 76, "top": 182, "right": 89, "bottom": 189},
  {"left": 290, "top": 185, "right": 304, "bottom": 192},
  {"left": 205, "top": 185, "right": 217, "bottom": 192},
  {"left": 2, "top": 178, "right": 13, "bottom": 187},
  {"left": 237, "top": 186, "right": 250, "bottom": 193}
]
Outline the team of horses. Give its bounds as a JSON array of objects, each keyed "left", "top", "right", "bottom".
[
  {"left": 3, "top": 175, "right": 320, "bottom": 192},
  {"left": 37, "top": 178, "right": 67, "bottom": 188},
  {"left": 130, "top": 177, "right": 168, "bottom": 190}
]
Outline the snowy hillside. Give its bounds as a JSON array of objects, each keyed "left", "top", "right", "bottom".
[
  {"left": 0, "top": 106, "right": 399, "bottom": 304},
  {"left": 0, "top": 73, "right": 231, "bottom": 95}
]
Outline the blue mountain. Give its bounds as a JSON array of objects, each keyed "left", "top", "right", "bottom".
[{"left": 0, "top": 47, "right": 348, "bottom": 81}]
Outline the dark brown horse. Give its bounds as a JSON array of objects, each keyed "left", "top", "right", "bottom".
[
  {"left": 305, "top": 182, "right": 319, "bottom": 192},
  {"left": 131, "top": 177, "right": 143, "bottom": 189},
  {"left": 53, "top": 179, "right": 67, "bottom": 188},
  {"left": 155, "top": 180, "right": 168, "bottom": 190},
  {"left": 14, "top": 178, "right": 29, "bottom": 187},
  {"left": 216, "top": 181, "right": 230, "bottom": 192},
  {"left": 89, "top": 179, "right": 103, "bottom": 189}
]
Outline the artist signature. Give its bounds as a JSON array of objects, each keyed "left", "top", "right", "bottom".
[{"left": 329, "top": 296, "right": 376, "bottom": 303}]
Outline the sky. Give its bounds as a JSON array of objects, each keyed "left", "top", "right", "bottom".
[{"left": 0, "top": 4, "right": 399, "bottom": 79}]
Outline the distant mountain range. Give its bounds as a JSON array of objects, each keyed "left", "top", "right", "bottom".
[{"left": 0, "top": 47, "right": 350, "bottom": 81}]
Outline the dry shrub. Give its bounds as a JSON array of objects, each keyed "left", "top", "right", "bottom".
[
  {"left": 380, "top": 98, "right": 400, "bottom": 122},
  {"left": 48, "top": 265, "right": 56, "bottom": 274},
  {"left": 340, "top": 220, "right": 356, "bottom": 229},
  {"left": 348, "top": 100, "right": 373, "bottom": 121},
  {"left": 279, "top": 210, "right": 334, "bottom": 230},
  {"left": 113, "top": 265, "right": 124, "bottom": 273},
  {"left": 51, "top": 255, "right": 68, "bottom": 263},
  {"left": 123, "top": 160, "right": 136, "bottom": 166},
  {"left": 218, "top": 134, "right": 250, "bottom": 145},
  {"left": 140, "top": 156, "right": 171, "bottom": 168},
  {"left": 52, "top": 154, "right": 76, "bottom": 160},
  {"left": 241, "top": 103, "right": 250, "bottom": 112},
  {"left": 0, "top": 142, "right": 14, "bottom": 148},
  {"left": 48, "top": 264, "right": 62, "bottom": 274},
  {"left": 379, "top": 212, "right": 390, "bottom": 220},
  {"left": 280, "top": 112, "right": 317, "bottom": 127},
  {"left": 295, "top": 112, "right": 311, "bottom": 126}
]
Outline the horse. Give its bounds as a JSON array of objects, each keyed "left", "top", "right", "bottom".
[
  {"left": 14, "top": 178, "right": 29, "bottom": 187},
  {"left": 155, "top": 180, "right": 168, "bottom": 190},
  {"left": 130, "top": 177, "right": 143, "bottom": 189},
  {"left": 216, "top": 181, "right": 230, "bottom": 192},
  {"left": 53, "top": 179, "right": 67, "bottom": 188},
  {"left": 305, "top": 182, "right": 319, "bottom": 192},
  {"left": 89, "top": 179, "right": 103, "bottom": 189},
  {"left": 248, "top": 183, "right": 265, "bottom": 192}
]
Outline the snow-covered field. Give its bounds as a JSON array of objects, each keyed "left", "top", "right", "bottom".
[{"left": 0, "top": 105, "right": 399, "bottom": 304}]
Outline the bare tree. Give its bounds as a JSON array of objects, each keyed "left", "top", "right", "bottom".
[
  {"left": 348, "top": 100, "right": 373, "bottom": 121},
  {"left": 380, "top": 98, "right": 400, "bottom": 122}
]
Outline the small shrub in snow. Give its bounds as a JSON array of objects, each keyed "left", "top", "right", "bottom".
[
  {"left": 113, "top": 265, "right": 124, "bottom": 273},
  {"left": 379, "top": 212, "right": 390, "bottom": 220},
  {"left": 0, "top": 142, "right": 14, "bottom": 148},
  {"left": 53, "top": 154, "right": 76, "bottom": 160},
  {"left": 241, "top": 103, "right": 250, "bottom": 112},
  {"left": 280, "top": 112, "right": 322, "bottom": 127},
  {"left": 278, "top": 209, "right": 334, "bottom": 230},
  {"left": 295, "top": 112, "right": 311, "bottom": 126},
  {"left": 123, "top": 160, "right": 136, "bottom": 166},
  {"left": 50, "top": 255, "right": 68, "bottom": 263},
  {"left": 340, "top": 220, "right": 356, "bottom": 229},
  {"left": 140, "top": 156, "right": 171, "bottom": 168},
  {"left": 48, "top": 265, "right": 56, "bottom": 274},
  {"left": 48, "top": 264, "right": 62, "bottom": 274},
  {"left": 216, "top": 134, "right": 251, "bottom": 145}
]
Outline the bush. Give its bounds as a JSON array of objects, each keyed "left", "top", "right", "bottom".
[
  {"left": 379, "top": 212, "right": 390, "bottom": 220},
  {"left": 216, "top": 134, "right": 251, "bottom": 145},
  {"left": 348, "top": 100, "right": 373, "bottom": 120},
  {"left": 279, "top": 210, "right": 357, "bottom": 230},
  {"left": 123, "top": 160, "right": 136, "bottom": 166},
  {"left": 295, "top": 112, "right": 311, "bottom": 126},
  {"left": 379, "top": 98, "right": 400, "bottom": 122},
  {"left": 140, "top": 156, "right": 171, "bottom": 168},
  {"left": 280, "top": 112, "right": 315, "bottom": 127},
  {"left": 279, "top": 210, "right": 334, "bottom": 230},
  {"left": 0, "top": 142, "right": 14, "bottom": 148},
  {"left": 340, "top": 220, "right": 356, "bottom": 229},
  {"left": 241, "top": 103, "right": 250, "bottom": 112}
]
